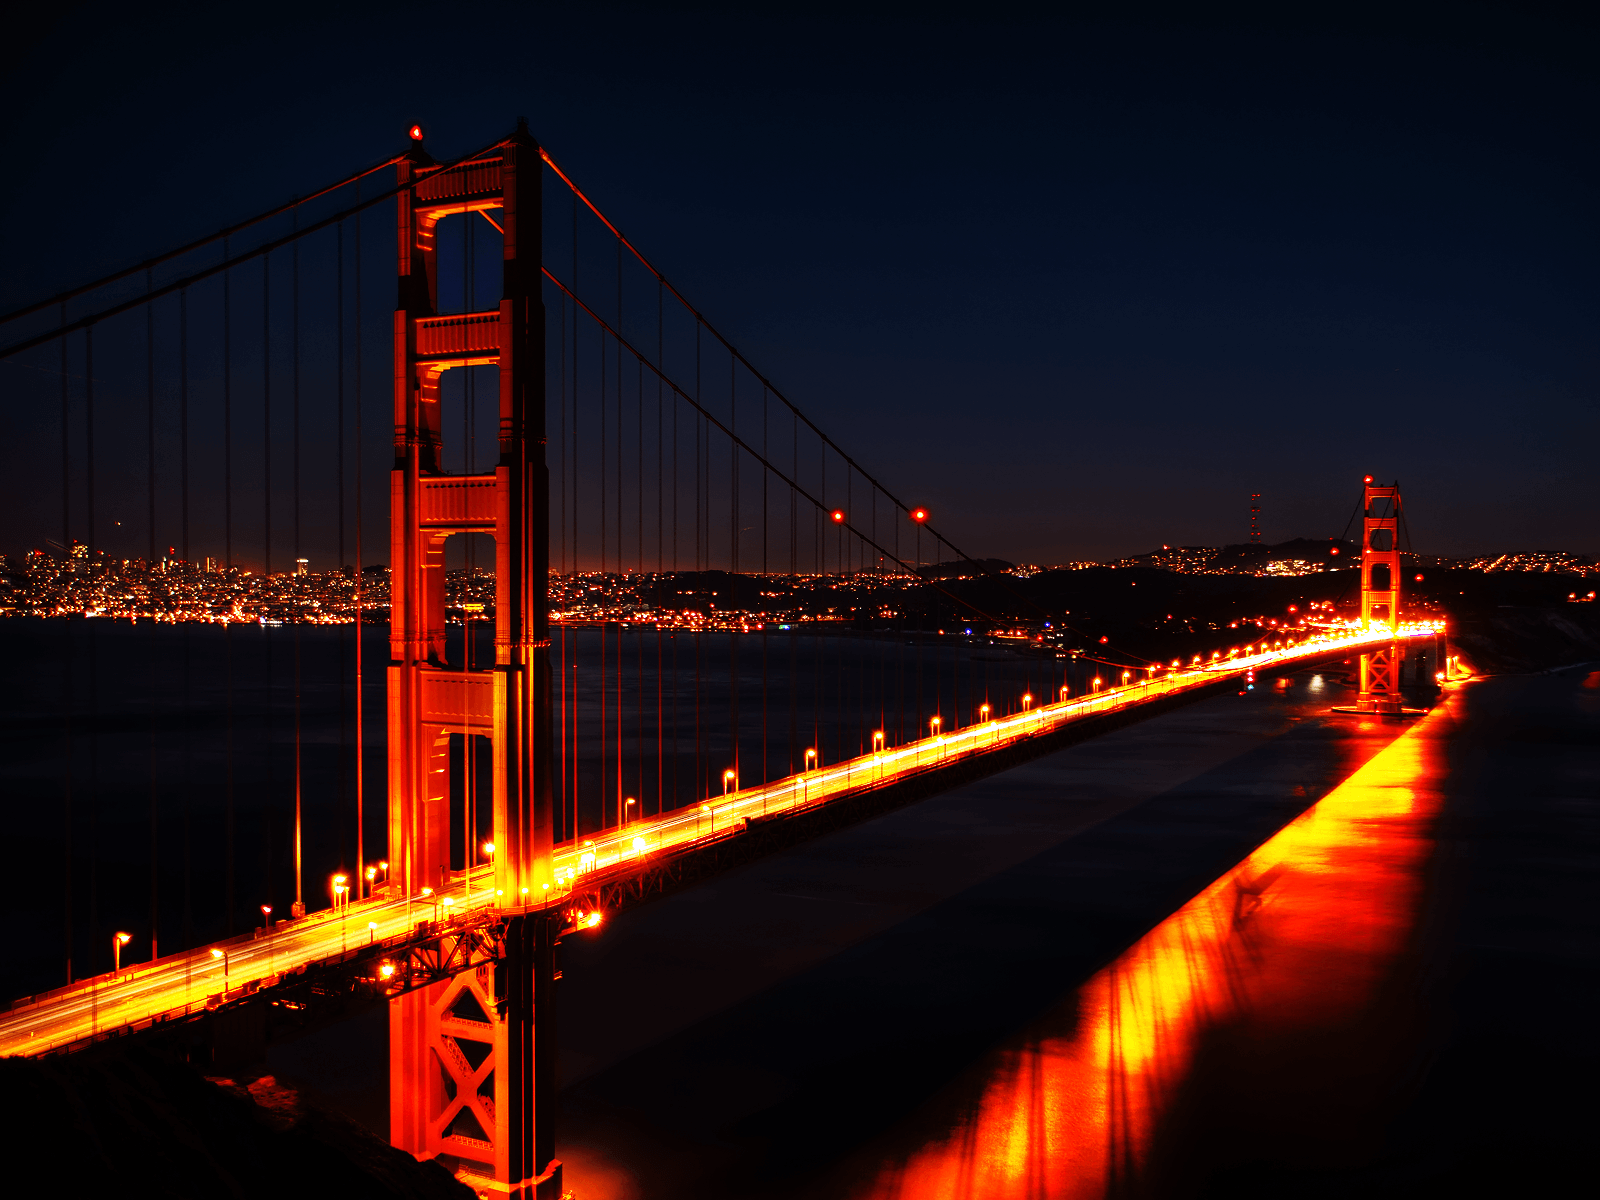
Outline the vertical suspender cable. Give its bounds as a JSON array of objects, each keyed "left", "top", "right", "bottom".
[
  {"left": 761, "top": 384, "right": 768, "bottom": 790},
  {"left": 353, "top": 193, "right": 365, "bottom": 895},
  {"left": 694, "top": 324, "right": 702, "bottom": 802},
  {"left": 637, "top": 358, "right": 644, "bottom": 811},
  {"left": 263, "top": 251, "right": 274, "bottom": 915},
  {"left": 656, "top": 280, "right": 664, "bottom": 814},
  {"left": 292, "top": 231, "right": 303, "bottom": 917},
  {"left": 671, "top": 348, "right": 679, "bottom": 811},
  {"left": 571, "top": 196, "right": 579, "bottom": 837},
  {"left": 463, "top": 211, "right": 474, "bottom": 870},
  {"left": 558, "top": 291, "right": 566, "bottom": 837},
  {"left": 60, "top": 306, "right": 73, "bottom": 984},
  {"left": 599, "top": 288, "right": 607, "bottom": 827},
  {"left": 180, "top": 286, "right": 191, "bottom": 953},
  {"left": 728, "top": 352, "right": 737, "bottom": 788},
  {"left": 224, "top": 240, "right": 235, "bottom": 935},
  {"left": 789, "top": 411, "right": 797, "bottom": 775},
  {"left": 336, "top": 222, "right": 347, "bottom": 871},
  {"left": 615, "top": 268, "right": 622, "bottom": 826},
  {"left": 332, "top": 220, "right": 345, "bottom": 876},
  {"left": 85, "top": 325, "right": 98, "bottom": 972},
  {"left": 614, "top": 244, "right": 620, "bottom": 825},
  {"left": 146, "top": 272, "right": 160, "bottom": 962}
]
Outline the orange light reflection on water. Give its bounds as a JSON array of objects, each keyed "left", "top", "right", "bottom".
[{"left": 852, "top": 699, "right": 1454, "bottom": 1200}]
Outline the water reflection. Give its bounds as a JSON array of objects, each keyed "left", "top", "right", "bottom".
[{"left": 847, "top": 700, "right": 1452, "bottom": 1200}]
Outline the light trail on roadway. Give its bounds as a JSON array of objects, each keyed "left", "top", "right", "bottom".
[{"left": 1, "top": 622, "right": 1438, "bottom": 1059}]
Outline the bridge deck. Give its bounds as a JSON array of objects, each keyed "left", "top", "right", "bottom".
[{"left": 1, "top": 624, "right": 1436, "bottom": 1058}]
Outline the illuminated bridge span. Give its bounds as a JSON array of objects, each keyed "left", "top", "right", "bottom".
[
  {"left": 0, "top": 121, "right": 1444, "bottom": 1198},
  {"left": 0, "top": 620, "right": 1438, "bottom": 1060}
]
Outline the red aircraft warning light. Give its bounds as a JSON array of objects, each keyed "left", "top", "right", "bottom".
[
  {"left": 910, "top": 507, "right": 928, "bottom": 523},
  {"left": 409, "top": 124, "right": 424, "bottom": 141},
  {"left": 831, "top": 510, "right": 845, "bottom": 523}
]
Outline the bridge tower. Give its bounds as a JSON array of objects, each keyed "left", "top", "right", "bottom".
[
  {"left": 1356, "top": 477, "right": 1403, "bottom": 714},
  {"left": 387, "top": 124, "right": 562, "bottom": 1197}
]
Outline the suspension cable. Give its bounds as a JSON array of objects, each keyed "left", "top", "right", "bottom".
[
  {"left": 539, "top": 146, "right": 983, "bottom": 566},
  {"left": 544, "top": 267, "right": 998, "bottom": 623},
  {"left": 1, "top": 138, "right": 510, "bottom": 360},
  {"left": 0, "top": 154, "right": 407, "bottom": 328}
]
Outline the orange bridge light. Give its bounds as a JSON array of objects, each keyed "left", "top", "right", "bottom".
[
  {"left": 910, "top": 507, "right": 928, "bottom": 523},
  {"left": 408, "top": 124, "right": 424, "bottom": 141},
  {"left": 831, "top": 510, "right": 845, "bottom": 523}
]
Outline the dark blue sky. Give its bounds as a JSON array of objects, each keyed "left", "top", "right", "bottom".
[{"left": 3, "top": 1, "right": 1595, "bottom": 561}]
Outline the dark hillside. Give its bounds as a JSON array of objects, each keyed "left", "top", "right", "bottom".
[{"left": 0, "top": 1047, "right": 470, "bottom": 1199}]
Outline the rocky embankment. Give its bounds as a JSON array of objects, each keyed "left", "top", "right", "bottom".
[{"left": 1450, "top": 604, "right": 1600, "bottom": 675}]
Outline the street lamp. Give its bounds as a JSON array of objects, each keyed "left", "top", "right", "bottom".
[
  {"left": 872, "top": 730, "right": 885, "bottom": 751},
  {"left": 979, "top": 703, "right": 990, "bottom": 721},
  {"left": 805, "top": 748, "right": 817, "bottom": 769},
  {"left": 625, "top": 797, "right": 637, "bottom": 821},
  {"left": 260, "top": 904, "right": 272, "bottom": 927},
  {"left": 112, "top": 932, "right": 131, "bottom": 974},
  {"left": 930, "top": 715, "right": 941, "bottom": 735},
  {"left": 722, "top": 770, "right": 736, "bottom": 797},
  {"left": 1059, "top": 686, "right": 1069, "bottom": 703},
  {"left": 211, "top": 947, "right": 229, "bottom": 987},
  {"left": 1021, "top": 693, "right": 1032, "bottom": 712}
]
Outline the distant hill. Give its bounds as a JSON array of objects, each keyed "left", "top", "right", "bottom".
[
  {"left": 916, "top": 558, "right": 1016, "bottom": 580},
  {"left": 1211, "top": 537, "right": 1357, "bottom": 566}
]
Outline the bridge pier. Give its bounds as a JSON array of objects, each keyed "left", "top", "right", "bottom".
[
  {"left": 1331, "top": 478, "right": 1426, "bottom": 717},
  {"left": 388, "top": 123, "right": 561, "bottom": 1197}
]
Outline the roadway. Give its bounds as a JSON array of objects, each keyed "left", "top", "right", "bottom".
[{"left": 1, "top": 621, "right": 1438, "bottom": 1058}]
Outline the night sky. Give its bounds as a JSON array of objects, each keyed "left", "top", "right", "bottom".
[{"left": 3, "top": 1, "right": 1595, "bottom": 563}]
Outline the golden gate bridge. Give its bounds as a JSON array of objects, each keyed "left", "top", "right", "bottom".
[{"left": 0, "top": 121, "right": 1443, "bottom": 1197}]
